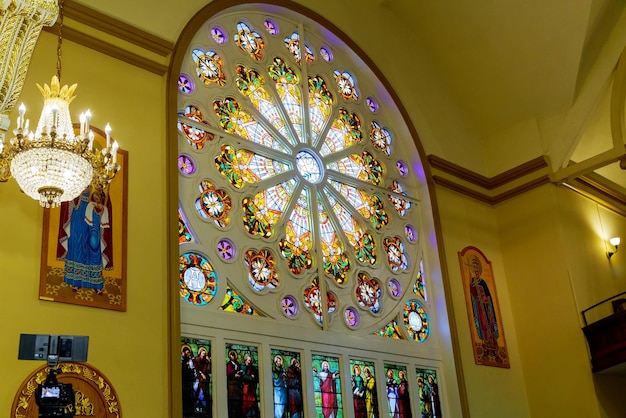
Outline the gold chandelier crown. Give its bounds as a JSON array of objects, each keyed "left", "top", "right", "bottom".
[{"left": 37, "top": 76, "right": 77, "bottom": 103}]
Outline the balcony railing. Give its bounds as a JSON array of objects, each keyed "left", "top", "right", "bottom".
[{"left": 582, "top": 292, "right": 626, "bottom": 373}]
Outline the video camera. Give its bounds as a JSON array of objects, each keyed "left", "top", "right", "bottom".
[
  {"left": 18, "top": 334, "right": 89, "bottom": 418},
  {"left": 35, "top": 368, "right": 75, "bottom": 418}
]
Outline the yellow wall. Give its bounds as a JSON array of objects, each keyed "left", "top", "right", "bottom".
[{"left": 1, "top": 31, "right": 169, "bottom": 417}]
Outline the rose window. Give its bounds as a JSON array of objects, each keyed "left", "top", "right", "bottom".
[{"left": 177, "top": 9, "right": 428, "bottom": 335}]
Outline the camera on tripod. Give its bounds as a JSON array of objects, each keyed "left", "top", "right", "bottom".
[{"left": 18, "top": 334, "right": 89, "bottom": 418}]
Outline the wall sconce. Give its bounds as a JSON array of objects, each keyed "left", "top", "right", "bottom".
[{"left": 608, "top": 237, "right": 621, "bottom": 259}]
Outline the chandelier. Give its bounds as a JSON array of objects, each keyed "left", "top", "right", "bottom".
[{"left": 0, "top": 0, "right": 119, "bottom": 208}]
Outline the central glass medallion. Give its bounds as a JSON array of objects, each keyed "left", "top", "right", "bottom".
[{"left": 295, "top": 149, "right": 323, "bottom": 184}]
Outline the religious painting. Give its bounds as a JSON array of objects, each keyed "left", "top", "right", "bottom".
[
  {"left": 349, "top": 358, "right": 379, "bottom": 418},
  {"left": 39, "top": 127, "right": 128, "bottom": 311},
  {"left": 181, "top": 337, "right": 212, "bottom": 418},
  {"left": 383, "top": 363, "right": 412, "bottom": 418},
  {"left": 458, "top": 246, "right": 509, "bottom": 368},
  {"left": 312, "top": 353, "right": 343, "bottom": 418},
  {"left": 271, "top": 348, "right": 303, "bottom": 418},
  {"left": 226, "top": 343, "right": 260, "bottom": 418},
  {"left": 415, "top": 367, "right": 442, "bottom": 418}
]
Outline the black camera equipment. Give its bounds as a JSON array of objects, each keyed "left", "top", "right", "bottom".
[
  {"left": 34, "top": 368, "right": 75, "bottom": 418},
  {"left": 18, "top": 334, "right": 89, "bottom": 418}
]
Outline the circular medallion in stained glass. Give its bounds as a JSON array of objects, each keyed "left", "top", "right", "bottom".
[
  {"left": 217, "top": 238, "right": 236, "bottom": 261},
  {"left": 178, "top": 73, "right": 194, "bottom": 94},
  {"left": 405, "top": 225, "right": 417, "bottom": 243},
  {"left": 281, "top": 295, "right": 298, "bottom": 318},
  {"left": 388, "top": 278, "right": 402, "bottom": 298},
  {"left": 344, "top": 306, "right": 360, "bottom": 328},
  {"left": 178, "top": 154, "right": 195, "bottom": 176},
  {"left": 396, "top": 160, "right": 408, "bottom": 176},
  {"left": 403, "top": 300, "right": 429, "bottom": 342},
  {"left": 264, "top": 19, "right": 279, "bottom": 35},
  {"left": 296, "top": 149, "right": 323, "bottom": 184},
  {"left": 366, "top": 96, "right": 378, "bottom": 113},
  {"left": 320, "top": 46, "right": 333, "bottom": 62},
  {"left": 210, "top": 26, "right": 227, "bottom": 44},
  {"left": 179, "top": 252, "right": 218, "bottom": 306}
]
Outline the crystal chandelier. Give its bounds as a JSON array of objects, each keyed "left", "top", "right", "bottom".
[{"left": 0, "top": 0, "right": 119, "bottom": 208}]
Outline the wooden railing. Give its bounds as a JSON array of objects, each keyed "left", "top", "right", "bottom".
[{"left": 582, "top": 293, "right": 626, "bottom": 373}]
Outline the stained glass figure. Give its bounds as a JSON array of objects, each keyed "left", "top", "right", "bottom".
[
  {"left": 225, "top": 343, "right": 260, "bottom": 417},
  {"left": 312, "top": 354, "right": 343, "bottom": 418},
  {"left": 384, "top": 364, "right": 412, "bottom": 418},
  {"left": 350, "top": 359, "right": 379, "bottom": 418},
  {"left": 271, "top": 348, "right": 303, "bottom": 417},
  {"left": 416, "top": 367, "right": 441, "bottom": 418},
  {"left": 181, "top": 337, "right": 212, "bottom": 418},
  {"left": 403, "top": 300, "right": 429, "bottom": 342},
  {"left": 179, "top": 252, "right": 218, "bottom": 306}
]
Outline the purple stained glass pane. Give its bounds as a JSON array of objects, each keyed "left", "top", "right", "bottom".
[
  {"left": 405, "top": 225, "right": 417, "bottom": 242},
  {"left": 210, "top": 26, "right": 227, "bottom": 44},
  {"left": 366, "top": 96, "right": 378, "bottom": 113},
  {"left": 178, "top": 154, "right": 195, "bottom": 175},
  {"left": 281, "top": 295, "right": 298, "bottom": 317},
  {"left": 388, "top": 278, "right": 402, "bottom": 298},
  {"left": 178, "top": 73, "right": 194, "bottom": 94},
  {"left": 344, "top": 307, "right": 360, "bottom": 328},
  {"left": 264, "top": 19, "right": 279, "bottom": 35},
  {"left": 217, "top": 238, "right": 235, "bottom": 260},
  {"left": 396, "top": 160, "right": 408, "bottom": 176},
  {"left": 320, "top": 46, "right": 332, "bottom": 62}
]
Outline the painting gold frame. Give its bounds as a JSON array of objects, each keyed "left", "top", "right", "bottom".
[
  {"left": 39, "top": 127, "right": 128, "bottom": 311},
  {"left": 458, "top": 246, "right": 509, "bottom": 368}
]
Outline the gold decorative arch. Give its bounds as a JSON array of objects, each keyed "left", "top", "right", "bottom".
[{"left": 11, "top": 362, "right": 121, "bottom": 417}]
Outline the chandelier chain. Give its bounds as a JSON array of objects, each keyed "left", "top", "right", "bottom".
[{"left": 56, "top": 0, "right": 64, "bottom": 82}]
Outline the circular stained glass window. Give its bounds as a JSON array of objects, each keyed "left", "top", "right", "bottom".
[
  {"left": 178, "top": 154, "right": 195, "bottom": 175},
  {"left": 403, "top": 300, "right": 429, "bottom": 342},
  {"left": 281, "top": 295, "right": 298, "bottom": 318},
  {"left": 344, "top": 306, "right": 360, "bottom": 328},
  {"left": 388, "top": 278, "right": 402, "bottom": 298},
  {"left": 177, "top": 9, "right": 423, "bottom": 331},
  {"left": 178, "top": 73, "right": 194, "bottom": 94}
]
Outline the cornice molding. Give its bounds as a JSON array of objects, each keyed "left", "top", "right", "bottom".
[
  {"left": 42, "top": 0, "right": 172, "bottom": 76},
  {"left": 429, "top": 154, "right": 626, "bottom": 213}
]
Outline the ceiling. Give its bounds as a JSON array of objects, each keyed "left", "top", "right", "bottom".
[{"left": 76, "top": 0, "right": 626, "bottom": 188}]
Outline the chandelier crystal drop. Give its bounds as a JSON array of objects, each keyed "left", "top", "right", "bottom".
[{"left": 0, "top": 76, "right": 119, "bottom": 208}]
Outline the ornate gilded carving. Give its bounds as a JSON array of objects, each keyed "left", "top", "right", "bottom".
[{"left": 12, "top": 362, "right": 121, "bottom": 417}]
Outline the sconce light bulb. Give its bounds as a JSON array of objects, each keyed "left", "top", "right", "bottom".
[{"left": 610, "top": 237, "right": 621, "bottom": 247}]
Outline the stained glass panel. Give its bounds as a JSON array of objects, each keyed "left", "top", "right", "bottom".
[
  {"left": 312, "top": 354, "right": 343, "bottom": 418},
  {"left": 350, "top": 359, "right": 379, "bottom": 418},
  {"left": 384, "top": 364, "right": 412, "bottom": 418},
  {"left": 179, "top": 252, "right": 217, "bottom": 306}
]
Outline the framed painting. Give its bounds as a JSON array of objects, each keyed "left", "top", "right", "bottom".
[
  {"left": 458, "top": 246, "right": 509, "bottom": 368},
  {"left": 39, "top": 127, "right": 128, "bottom": 311}
]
